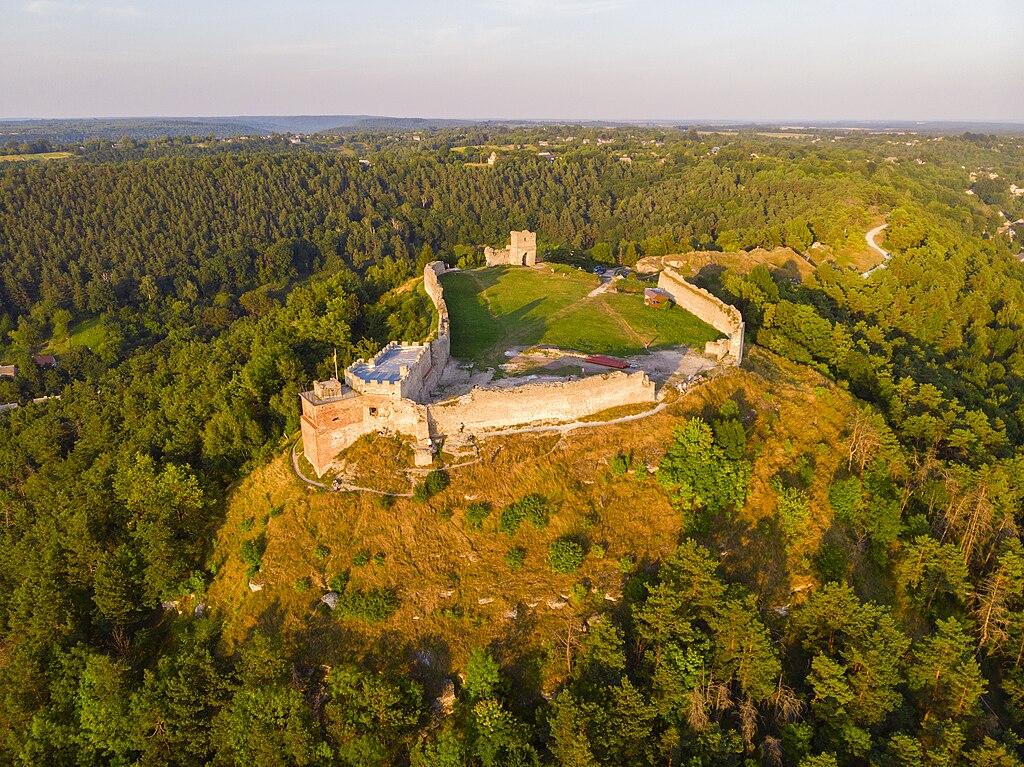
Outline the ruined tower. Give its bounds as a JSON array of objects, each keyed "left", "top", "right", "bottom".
[{"left": 484, "top": 230, "right": 538, "bottom": 267}]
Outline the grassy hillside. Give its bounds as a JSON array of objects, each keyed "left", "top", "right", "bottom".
[
  {"left": 205, "top": 346, "right": 860, "bottom": 696},
  {"left": 441, "top": 265, "right": 721, "bottom": 368}
]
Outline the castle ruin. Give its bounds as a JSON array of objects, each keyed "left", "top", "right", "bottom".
[
  {"left": 300, "top": 250, "right": 657, "bottom": 476},
  {"left": 299, "top": 235, "right": 744, "bottom": 477},
  {"left": 484, "top": 230, "right": 538, "bottom": 267}
]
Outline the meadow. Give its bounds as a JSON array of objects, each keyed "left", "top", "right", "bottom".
[{"left": 441, "top": 265, "right": 721, "bottom": 368}]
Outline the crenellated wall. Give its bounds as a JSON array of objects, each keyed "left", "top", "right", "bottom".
[{"left": 657, "top": 267, "right": 745, "bottom": 364}]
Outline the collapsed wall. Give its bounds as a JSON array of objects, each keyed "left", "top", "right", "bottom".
[
  {"left": 657, "top": 267, "right": 745, "bottom": 364},
  {"left": 426, "top": 371, "right": 656, "bottom": 439}
]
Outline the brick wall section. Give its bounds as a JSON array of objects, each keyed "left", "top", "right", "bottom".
[
  {"left": 300, "top": 392, "right": 422, "bottom": 475},
  {"left": 657, "top": 266, "right": 745, "bottom": 364},
  {"left": 426, "top": 371, "right": 656, "bottom": 437}
]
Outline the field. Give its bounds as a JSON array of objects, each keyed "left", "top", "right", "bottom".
[
  {"left": 43, "top": 317, "right": 107, "bottom": 354},
  {"left": 0, "top": 151, "right": 74, "bottom": 163},
  {"left": 441, "top": 265, "right": 721, "bottom": 368}
]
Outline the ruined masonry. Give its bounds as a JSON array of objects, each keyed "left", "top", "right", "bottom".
[
  {"left": 484, "top": 230, "right": 538, "bottom": 267},
  {"left": 657, "top": 266, "right": 745, "bottom": 365},
  {"left": 300, "top": 251, "right": 657, "bottom": 476}
]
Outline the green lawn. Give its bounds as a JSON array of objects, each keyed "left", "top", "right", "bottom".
[
  {"left": 0, "top": 151, "right": 74, "bottom": 163},
  {"left": 44, "top": 317, "right": 107, "bottom": 354},
  {"left": 441, "top": 266, "right": 722, "bottom": 368}
]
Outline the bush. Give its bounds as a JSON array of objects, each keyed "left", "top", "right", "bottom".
[
  {"left": 499, "top": 494, "right": 550, "bottom": 535},
  {"left": 240, "top": 533, "right": 267, "bottom": 578},
  {"left": 414, "top": 470, "right": 450, "bottom": 502},
  {"left": 776, "top": 485, "right": 811, "bottom": 543},
  {"left": 505, "top": 546, "right": 526, "bottom": 570},
  {"left": 813, "top": 543, "right": 849, "bottom": 584},
  {"left": 314, "top": 544, "right": 331, "bottom": 559},
  {"left": 591, "top": 544, "right": 606, "bottom": 559},
  {"left": 353, "top": 549, "right": 371, "bottom": 567},
  {"left": 328, "top": 572, "right": 349, "bottom": 593},
  {"left": 548, "top": 538, "right": 585, "bottom": 573},
  {"left": 239, "top": 516, "right": 255, "bottom": 532},
  {"left": 294, "top": 576, "right": 312, "bottom": 593},
  {"left": 372, "top": 552, "right": 386, "bottom": 568},
  {"left": 337, "top": 588, "right": 399, "bottom": 624},
  {"left": 466, "top": 501, "right": 491, "bottom": 531},
  {"left": 610, "top": 453, "right": 630, "bottom": 476}
]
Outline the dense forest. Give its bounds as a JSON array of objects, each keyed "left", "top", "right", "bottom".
[{"left": 0, "top": 127, "right": 1023, "bottom": 765}]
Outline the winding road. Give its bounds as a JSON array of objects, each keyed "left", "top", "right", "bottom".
[{"left": 861, "top": 223, "right": 891, "bottom": 278}]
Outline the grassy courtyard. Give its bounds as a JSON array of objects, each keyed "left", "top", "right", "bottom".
[{"left": 440, "top": 265, "right": 721, "bottom": 368}]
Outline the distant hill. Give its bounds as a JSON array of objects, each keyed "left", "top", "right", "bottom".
[{"left": 0, "top": 115, "right": 476, "bottom": 143}]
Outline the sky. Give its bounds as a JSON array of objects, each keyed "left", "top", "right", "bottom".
[{"left": 1, "top": 0, "right": 1022, "bottom": 122}]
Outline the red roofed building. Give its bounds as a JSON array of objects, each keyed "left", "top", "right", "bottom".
[
  {"left": 585, "top": 354, "right": 629, "bottom": 370},
  {"left": 32, "top": 355, "right": 57, "bottom": 368},
  {"left": 644, "top": 287, "right": 673, "bottom": 308}
]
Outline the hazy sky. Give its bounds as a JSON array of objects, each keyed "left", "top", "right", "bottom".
[{"left": 1, "top": 0, "right": 1021, "bottom": 121}]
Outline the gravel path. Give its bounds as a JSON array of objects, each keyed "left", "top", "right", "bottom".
[{"left": 862, "top": 223, "right": 891, "bottom": 278}]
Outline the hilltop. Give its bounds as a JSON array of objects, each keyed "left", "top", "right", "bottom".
[{"left": 205, "top": 346, "right": 862, "bottom": 696}]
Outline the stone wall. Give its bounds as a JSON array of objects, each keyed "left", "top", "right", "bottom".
[
  {"left": 485, "top": 230, "right": 538, "bottom": 267},
  {"left": 657, "top": 267, "right": 745, "bottom": 364},
  {"left": 422, "top": 261, "right": 451, "bottom": 393},
  {"left": 426, "top": 371, "right": 656, "bottom": 438}
]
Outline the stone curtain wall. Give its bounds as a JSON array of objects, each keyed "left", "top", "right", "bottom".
[
  {"left": 426, "top": 371, "right": 656, "bottom": 438},
  {"left": 657, "top": 267, "right": 745, "bottom": 364},
  {"left": 423, "top": 261, "right": 451, "bottom": 393}
]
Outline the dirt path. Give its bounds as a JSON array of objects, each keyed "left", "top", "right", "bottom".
[
  {"left": 291, "top": 440, "right": 413, "bottom": 497},
  {"left": 862, "top": 223, "right": 891, "bottom": 278},
  {"left": 598, "top": 297, "right": 649, "bottom": 349}
]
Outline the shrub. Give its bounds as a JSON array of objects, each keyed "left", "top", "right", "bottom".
[
  {"left": 336, "top": 588, "right": 399, "bottom": 624},
  {"left": 239, "top": 516, "right": 255, "bottom": 532},
  {"left": 548, "top": 538, "right": 585, "bottom": 573},
  {"left": 327, "top": 572, "right": 349, "bottom": 593},
  {"left": 505, "top": 546, "right": 526, "bottom": 570},
  {"left": 372, "top": 552, "right": 386, "bottom": 568},
  {"left": 294, "top": 576, "right": 312, "bottom": 593},
  {"left": 776, "top": 486, "right": 811, "bottom": 542},
  {"left": 353, "top": 549, "right": 371, "bottom": 567},
  {"left": 314, "top": 544, "right": 331, "bottom": 559},
  {"left": 591, "top": 544, "right": 606, "bottom": 559},
  {"left": 414, "top": 470, "right": 450, "bottom": 502},
  {"left": 240, "top": 533, "right": 267, "bottom": 578},
  {"left": 610, "top": 453, "right": 630, "bottom": 476},
  {"left": 466, "top": 501, "right": 491, "bottom": 531},
  {"left": 376, "top": 494, "right": 395, "bottom": 511},
  {"left": 499, "top": 494, "right": 550, "bottom": 535},
  {"left": 269, "top": 504, "right": 285, "bottom": 518},
  {"left": 813, "top": 543, "right": 849, "bottom": 584},
  {"left": 618, "top": 554, "right": 636, "bottom": 573}
]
